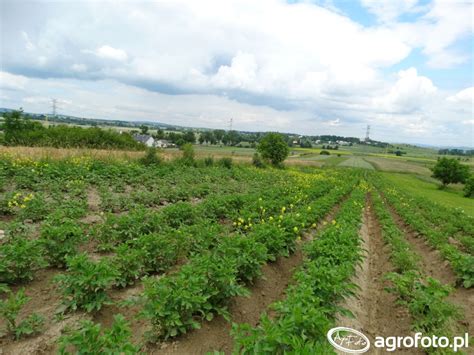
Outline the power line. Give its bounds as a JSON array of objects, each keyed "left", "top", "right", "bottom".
[{"left": 365, "top": 124, "right": 370, "bottom": 141}]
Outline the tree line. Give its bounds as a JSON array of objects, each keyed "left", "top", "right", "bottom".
[{"left": 0, "top": 110, "right": 143, "bottom": 150}]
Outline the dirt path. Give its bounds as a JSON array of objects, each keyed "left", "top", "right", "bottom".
[
  {"left": 382, "top": 197, "right": 474, "bottom": 336},
  {"left": 336, "top": 198, "right": 417, "bottom": 354},
  {"left": 152, "top": 198, "right": 348, "bottom": 355}
]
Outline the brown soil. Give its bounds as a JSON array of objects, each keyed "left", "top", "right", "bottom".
[
  {"left": 336, "top": 198, "right": 418, "bottom": 354},
  {"left": 86, "top": 187, "right": 101, "bottom": 212},
  {"left": 0, "top": 268, "right": 91, "bottom": 355},
  {"left": 382, "top": 196, "right": 474, "bottom": 337}
]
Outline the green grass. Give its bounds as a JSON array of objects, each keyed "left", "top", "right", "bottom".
[{"left": 382, "top": 172, "right": 474, "bottom": 216}]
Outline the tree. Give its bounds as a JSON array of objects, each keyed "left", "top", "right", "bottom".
[
  {"left": 257, "top": 133, "right": 289, "bottom": 167},
  {"left": 182, "top": 131, "right": 196, "bottom": 144},
  {"left": 139, "top": 125, "right": 149, "bottom": 134},
  {"left": 213, "top": 129, "right": 225, "bottom": 142},
  {"left": 431, "top": 157, "right": 469, "bottom": 188}
]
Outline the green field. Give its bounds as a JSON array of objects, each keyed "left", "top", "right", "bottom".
[
  {"left": 382, "top": 172, "right": 473, "bottom": 216},
  {"left": 337, "top": 156, "right": 375, "bottom": 170}
]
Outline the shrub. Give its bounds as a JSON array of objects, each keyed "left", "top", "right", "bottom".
[
  {"left": 55, "top": 253, "right": 118, "bottom": 312},
  {"left": 204, "top": 156, "right": 214, "bottom": 166},
  {"left": 0, "top": 288, "right": 44, "bottom": 339},
  {"left": 58, "top": 314, "right": 138, "bottom": 354},
  {"left": 252, "top": 153, "right": 265, "bottom": 168},
  {"left": 218, "top": 157, "right": 233, "bottom": 169},
  {"left": 257, "top": 133, "right": 289, "bottom": 167},
  {"left": 140, "top": 147, "right": 162, "bottom": 166},
  {"left": 320, "top": 150, "right": 330, "bottom": 155},
  {"left": 463, "top": 175, "right": 474, "bottom": 198},
  {"left": 180, "top": 143, "right": 195, "bottom": 165}
]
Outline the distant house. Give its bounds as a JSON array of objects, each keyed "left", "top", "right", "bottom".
[
  {"left": 133, "top": 134, "right": 155, "bottom": 147},
  {"left": 155, "top": 139, "right": 175, "bottom": 148}
]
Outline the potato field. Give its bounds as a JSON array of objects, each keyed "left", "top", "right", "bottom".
[{"left": 0, "top": 156, "right": 472, "bottom": 354}]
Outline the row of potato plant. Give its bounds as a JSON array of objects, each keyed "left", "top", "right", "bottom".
[
  {"left": 373, "top": 176, "right": 473, "bottom": 288},
  {"left": 53, "top": 169, "right": 345, "bottom": 314},
  {"left": 231, "top": 183, "right": 366, "bottom": 353},
  {"left": 370, "top": 192, "right": 466, "bottom": 352},
  {"left": 138, "top": 173, "right": 359, "bottom": 341}
]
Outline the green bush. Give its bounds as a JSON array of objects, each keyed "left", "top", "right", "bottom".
[
  {"left": 140, "top": 147, "right": 162, "bottom": 166},
  {"left": 180, "top": 143, "right": 195, "bottom": 165},
  {"left": 218, "top": 157, "right": 233, "bottom": 169},
  {"left": 320, "top": 150, "right": 330, "bottom": 155},
  {"left": 463, "top": 175, "right": 474, "bottom": 197},
  {"left": 204, "top": 156, "right": 214, "bottom": 166},
  {"left": 252, "top": 153, "right": 265, "bottom": 168}
]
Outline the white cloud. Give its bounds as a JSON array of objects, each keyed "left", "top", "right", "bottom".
[
  {"left": 95, "top": 45, "right": 128, "bottom": 62},
  {"left": 327, "top": 118, "right": 341, "bottom": 126},
  {"left": 374, "top": 68, "right": 437, "bottom": 114},
  {"left": 447, "top": 87, "right": 474, "bottom": 104},
  {"left": 0, "top": 71, "right": 29, "bottom": 90},
  {"left": 71, "top": 63, "right": 87, "bottom": 73},
  {"left": 360, "top": 0, "right": 423, "bottom": 23},
  {"left": 21, "top": 31, "right": 35, "bottom": 51},
  {"left": 392, "top": 0, "right": 473, "bottom": 68}
]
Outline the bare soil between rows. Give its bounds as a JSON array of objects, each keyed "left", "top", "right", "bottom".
[{"left": 336, "top": 197, "right": 418, "bottom": 355}]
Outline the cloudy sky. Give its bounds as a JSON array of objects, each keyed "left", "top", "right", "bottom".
[{"left": 1, "top": 0, "right": 473, "bottom": 146}]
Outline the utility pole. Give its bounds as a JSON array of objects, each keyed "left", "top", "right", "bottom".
[
  {"left": 365, "top": 124, "right": 370, "bottom": 142},
  {"left": 51, "top": 98, "right": 57, "bottom": 117}
]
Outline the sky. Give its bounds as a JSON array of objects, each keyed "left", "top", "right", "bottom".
[{"left": 0, "top": 0, "right": 473, "bottom": 146}]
